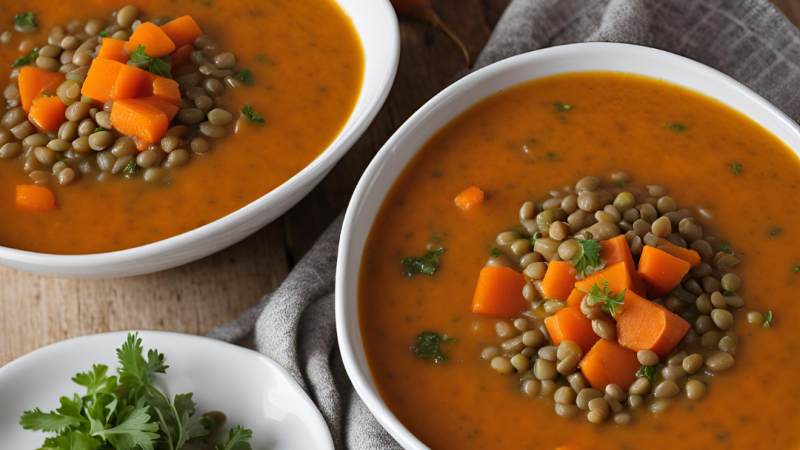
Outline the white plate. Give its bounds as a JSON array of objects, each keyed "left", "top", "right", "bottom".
[
  {"left": 336, "top": 42, "right": 800, "bottom": 449},
  {"left": 0, "top": 0, "right": 400, "bottom": 278},
  {"left": 0, "top": 331, "right": 334, "bottom": 450}
]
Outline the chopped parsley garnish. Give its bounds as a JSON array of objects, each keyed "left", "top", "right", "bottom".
[
  {"left": 122, "top": 160, "right": 140, "bottom": 175},
  {"left": 530, "top": 231, "right": 541, "bottom": 248},
  {"left": 730, "top": 163, "right": 742, "bottom": 175},
  {"left": 442, "top": 335, "right": 458, "bottom": 342},
  {"left": 664, "top": 123, "right": 686, "bottom": 132},
  {"left": 571, "top": 238, "right": 604, "bottom": 277},
  {"left": 402, "top": 247, "right": 444, "bottom": 276},
  {"left": 617, "top": 181, "right": 626, "bottom": 187},
  {"left": 410, "top": 332, "right": 452, "bottom": 362},
  {"left": 584, "top": 281, "right": 625, "bottom": 318},
  {"left": 129, "top": 44, "right": 172, "bottom": 78},
  {"left": 722, "top": 290, "right": 733, "bottom": 297},
  {"left": 240, "top": 103, "right": 265, "bottom": 124},
  {"left": 236, "top": 68, "right": 254, "bottom": 85},
  {"left": 553, "top": 102, "right": 574, "bottom": 112},
  {"left": 11, "top": 48, "right": 38, "bottom": 68},
  {"left": 99, "top": 29, "right": 108, "bottom": 38},
  {"left": 637, "top": 365, "right": 657, "bottom": 383},
  {"left": 763, "top": 311, "right": 773, "bottom": 328},
  {"left": 793, "top": 265, "right": 800, "bottom": 273},
  {"left": 93, "top": 126, "right": 110, "bottom": 133},
  {"left": 14, "top": 12, "right": 36, "bottom": 30},
  {"left": 770, "top": 227, "right": 783, "bottom": 236},
  {"left": 490, "top": 248, "right": 501, "bottom": 258},
  {"left": 720, "top": 243, "right": 733, "bottom": 254}
]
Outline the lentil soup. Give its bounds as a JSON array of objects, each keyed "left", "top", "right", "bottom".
[
  {"left": 0, "top": 0, "right": 363, "bottom": 254},
  {"left": 359, "top": 72, "right": 800, "bottom": 449}
]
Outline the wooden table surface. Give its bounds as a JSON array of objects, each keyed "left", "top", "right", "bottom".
[{"left": 1, "top": 0, "right": 798, "bottom": 367}]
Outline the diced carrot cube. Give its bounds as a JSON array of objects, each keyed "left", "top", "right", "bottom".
[
  {"left": 566, "top": 288, "right": 585, "bottom": 308},
  {"left": 96, "top": 38, "right": 129, "bottom": 63},
  {"left": 137, "top": 96, "right": 179, "bottom": 122},
  {"left": 454, "top": 186, "right": 484, "bottom": 212},
  {"left": 110, "top": 98, "right": 169, "bottom": 143},
  {"left": 656, "top": 238, "right": 701, "bottom": 268},
  {"left": 113, "top": 64, "right": 151, "bottom": 101},
  {"left": 124, "top": 22, "right": 176, "bottom": 57},
  {"left": 471, "top": 266, "right": 529, "bottom": 318},
  {"left": 18, "top": 66, "right": 66, "bottom": 113},
  {"left": 540, "top": 261, "right": 577, "bottom": 301},
  {"left": 600, "top": 235, "right": 646, "bottom": 296},
  {"left": 616, "top": 290, "right": 691, "bottom": 359},
  {"left": 579, "top": 339, "right": 641, "bottom": 391},
  {"left": 29, "top": 96, "right": 68, "bottom": 132},
  {"left": 170, "top": 44, "right": 194, "bottom": 68},
  {"left": 81, "top": 59, "right": 124, "bottom": 103},
  {"left": 574, "top": 262, "right": 639, "bottom": 301},
  {"left": 637, "top": 246, "right": 690, "bottom": 299},
  {"left": 151, "top": 76, "right": 180, "bottom": 104},
  {"left": 159, "top": 16, "right": 203, "bottom": 49},
  {"left": 16, "top": 185, "right": 55, "bottom": 211},
  {"left": 544, "top": 306, "right": 600, "bottom": 355}
]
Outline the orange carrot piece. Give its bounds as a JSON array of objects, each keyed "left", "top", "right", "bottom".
[
  {"left": 454, "top": 186, "right": 484, "bottom": 212},
  {"left": 169, "top": 44, "right": 194, "bottom": 68},
  {"left": 566, "top": 288, "right": 585, "bottom": 308},
  {"left": 96, "top": 38, "right": 129, "bottom": 63},
  {"left": 133, "top": 136, "right": 151, "bottom": 151},
  {"left": 81, "top": 58, "right": 124, "bottom": 102},
  {"left": 471, "top": 266, "right": 529, "bottom": 318},
  {"left": 124, "top": 22, "right": 176, "bottom": 57},
  {"left": 616, "top": 290, "right": 691, "bottom": 359},
  {"left": 656, "top": 238, "right": 701, "bottom": 268},
  {"left": 18, "top": 66, "right": 66, "bottom": 113},
  {"left": 578, "top": 338, "right": 641, "bottom": 391},
  {"left": 110, "top": 98, "right": 169, "bottom": 143},
  {"left": 151, "top": 76, "right": 181, "bottom": 104},
  {"left": 29, "top": 96, "right": 68, "bottom": 132},
  {"left": 574, "top": 261, "right": 639, "bottom": 301},
  {"left": 637, "top": 246, "right": 690, "bottom": 299},
  {"left": 16, "top": 185, "right": 55, "bottom": 211},
  {"left": 113, "top": 64, "right": 151, "bottom": 101},
  {"left": 600, "top": 235, "right": 646, "bottom": 296},
  {"left": 544, "top": 306, "right": 600, "bottom": 355},
  {"left": 159, "top": 16, "right": 203, "bottom": 49},
  {"left": 540, "top": 261, "right": 577, "bottom": 301},
  {"left": 137, "top": 96, "right": 179, "bottom": 122}
]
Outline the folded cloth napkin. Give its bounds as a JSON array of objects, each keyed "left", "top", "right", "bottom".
[{"left": 208, "top": 0, "right": 800, "bottom": 448}]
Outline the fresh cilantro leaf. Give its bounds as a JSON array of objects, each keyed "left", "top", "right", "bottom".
[
  {"left": 664, "top": 123, "right": 686, "bottom": 132},
  {"left": 240, "top": 103, "right": 265, "bottom": 124},
  {"left": 43, "top": 431, "right": 102, "bottom": 450},
  {"left": 117, "top": 333, "right": 168, "bottom": 394},
  {"left": 584, "top": 281, "right": 625, "bottom": 318},
  {"left": 93, "top": 127, "right": 109, "bottom": 133},
  {"left": 553, "top": 102, "right": 574, "bottom": 112},
  {"left": 92, "top": 407, "right": 159, "bottom": 450},
  {"left": 410, "top": 332, "right": 451, "bottom": 363},
  {"left": 99, "top": 30, "right": 108, "bottom": 38},
  {"left": 571, "top": 239, "right": 604, "bottom": 277},
  {"left": 14, "top": 12, "right": 36, "bottom": 30},
  {"left": 236, "top": 68, "right": 253, "bottom": 85},
  {"left": 11, "top": 48, "right": 38, "bottom": 68},
  {"left": 720, "top": 243, "right": 733, "bottom": 254},
  {"left": 764, "top": 311, "right": 773, "bottom": 328},
  {"left": 128, "top": 45, "right": 171, "bottom": 78},
  {"left": 490, "top": 248, "right": 501, "bottom": 258},
  {"left": 123, "top": 160, "right": 140, "bottom": 175},
  {"left": 215, "top": 425, "right": 253, "bottom": 450},
  {"left": 636, "top": 365, "right": 657, "bottom": 383},
  {"left": 530, "top": 231, "right": 541, "bottom": 248},
  {"left": 730, "top": 163, "right": 742, "bottom": 175},
  {"left": 20, "top": 406, "right": 86, "bottom": 432},
  {"left": 722, "top": 290, "right": 733, "bottom": 297},
  {"left": 402, "top": 247, "right": 444, "bottom": 276}
]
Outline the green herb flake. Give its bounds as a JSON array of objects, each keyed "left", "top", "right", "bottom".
[
  {"left": 14, "top": 12, "right": 36, "bottom": 29},
  {"left": 236, "top": 68, "right": 254, "bottom": 85},
  {"left": 793, "top": 265, "right": 800, "bottom": 273},
  {"left": 410, "top": 332, "right": 451, "bottom": 362},
  {"left": 722, "top": 290, "right": 733, "bottom": 297},
  {"left": 617, "top": 181, "right": 626, "bottom": 187},
  {"left": 442, "top": 335, "right": 458, "bottom": 342},
  {"left": 553, "top": 102, "right": 574, "bottom": 112},
  {"left": 720, "top": 243, "right": 733, "bottom": 254},
  {"left": 240, "top": 102, "right": 265, "bottom": 124},
  {"left": 770, "top": 227, "right": 782, "bottom": 236},
  {"left": 122, "top": 160, "right": 140, "bottom": 175},
  {"left": 99, "top": 30, "right": 108, "bottom": 38},
  {"left": 636, "top": 365, "right": 657, "bottom": 383},
  {"left": 11, "top": 48, "right": 38, "bottom": 68},
  {"left": 402, "top": 247, "right": 444, "bottom": 276},
  {"left": 730, "top": 163, "right": 742, "bottom": 175},
  {"left": 763, "top": 311, "right": 773, "bottom": 328},
  {"left": 530, "top": 231, "right": 541, "bottom": 248},
  {"left": 584, "top": 281, "right": 626, "bottom": 318},
  {"left": 215, "top": 426, "right": 253, "bottom": 450},
  {"left": 129, "top": 44, "right": 172, "bottom": 78},
  {"left": 490, "top": 248, "right": 502, "bottom": 258},
  {"left": 93, "top": 126, "right": 109, "bottom": 133},
  {"left": 571, "top": 238, "right": 604, "bottom": 277},
  {"left": 664, "top": 123, "right": 686, "bottom": 132}
]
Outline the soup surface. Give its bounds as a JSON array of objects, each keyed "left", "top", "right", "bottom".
[
  {"left": 359, "top": 72, "right": 800, "bottom": 449},
  {"left": 0, "top": 0, "right": 363, "bottom": 254}
]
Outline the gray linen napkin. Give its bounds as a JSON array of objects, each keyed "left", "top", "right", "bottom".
[{"left": 208, "top": 0, "right": 800, "bottom": 448}]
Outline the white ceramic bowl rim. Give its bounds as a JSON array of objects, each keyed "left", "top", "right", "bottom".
[
  {"left": 0, "top": 0, "right": 399, "bottom": 273},
  {"left": 336, "top": 42, "right": 800, "bottom": 449}
]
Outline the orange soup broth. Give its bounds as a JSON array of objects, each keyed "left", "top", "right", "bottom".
[
  {"left": 359, "top": 72, "right": 800, "bottom": 449},
  {"left": 0, "top": 0, "right": 363, "bottom": 254}
]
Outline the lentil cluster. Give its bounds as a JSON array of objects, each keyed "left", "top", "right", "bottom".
[
  {"left": 0, "top": 5, "right": 249, "bottom": 186},
  {"left": 481, "top": 173, "right": 763, "bottom": 425}
]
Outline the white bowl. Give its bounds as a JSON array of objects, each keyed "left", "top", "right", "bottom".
[
  {"left": 0, "top": 0, "right": 399, "bottom": 278},
  {"left": 0, "top": 331, "right": 334, "bottom": 449},
  {"left": 336, "top": 42, "right": 800, "bottom": 449}
]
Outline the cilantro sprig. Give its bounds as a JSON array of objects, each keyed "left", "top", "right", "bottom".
[
  {"left": 402, "top": 247, "right": 445, "bottom": 276},
  {"left": 129, "top": 45, "right": 172, "bottom": 78},
  {"left": 14, "top": 12, "right": 37, "bottom": 31},
  {"left": 636, "top": 365, "right": 657, "bottom": 383},
  {"left": 11, "top": 48, "right": 38, "bottom": 68},
  {"left": 240, "top": 103, "right": 265, "bottom": 124},
  {"left": 410, "top": 332, "right": 453, "bottom": 363},
  {"left": 583, "top": 281, "right": 626, "bottom": 318},
  {"left": 20, "top": 333, "right": 253, "bottom": 450},
  {"left": 571, "top": 238, "right": 604, "bottom": 277},
  {"left": 730, "top": 163, "right": 742, "bottom": 175},
  {"left": 236, "top": 68, "right": 253, "bottom": 85},
  {"left": 763, "top": 311, "right": 773, "bottom": 328}
]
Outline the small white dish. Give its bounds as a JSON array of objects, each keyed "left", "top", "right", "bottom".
[
  {"left": 0, "top": 0, "right": 400, "bottom": 278},
  {"left": 0, "top": 331, "right": 334, "bottom": 450},
  {"left": 335, "top": 42, "right": 800, "bottom": 449}
]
